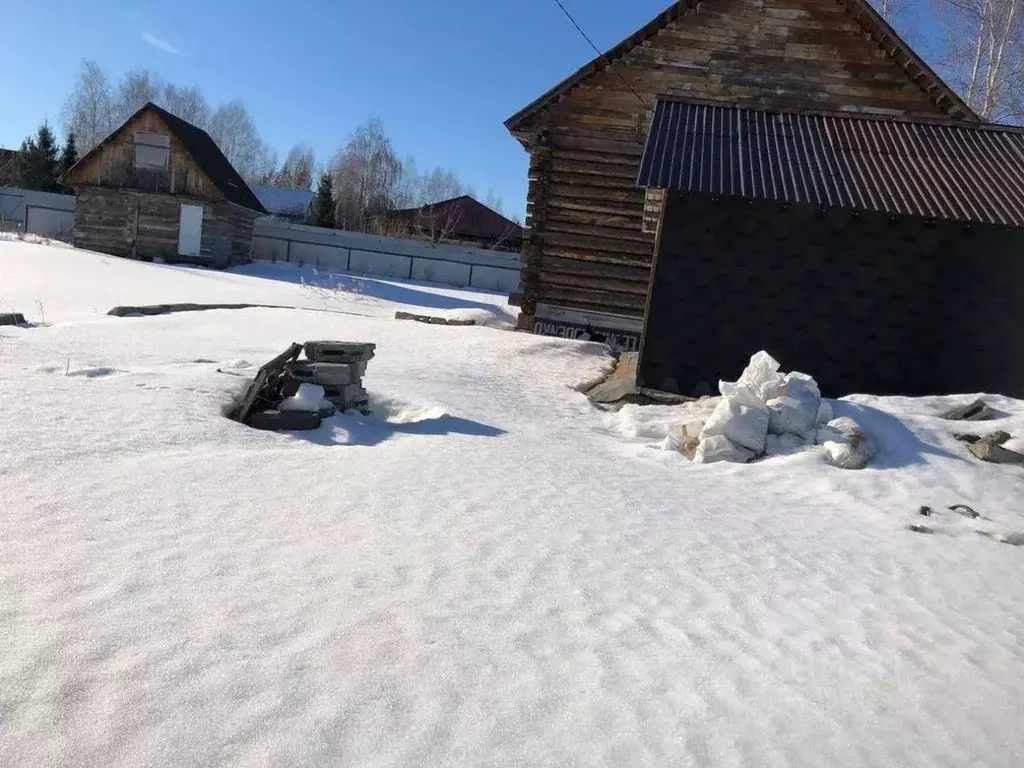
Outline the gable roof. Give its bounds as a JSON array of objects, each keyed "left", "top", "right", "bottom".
[
  {"left": 637, "top": 97, "right": 1024, "bottom": 226},
  {"left": 65, "top": 103, "right": 267, "bottom": 214},
  {"left": 506, "top": 0, "right": 977, "bottom": 135},
  {"left": 385, "top": 195, "right": 524, "bottom": 242},
  {"left": 251, "top": 184, "right": 314, "bottom": 216}
]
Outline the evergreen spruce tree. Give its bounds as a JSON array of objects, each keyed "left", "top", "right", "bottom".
[
  {"left": 310, "top": 172, "right": 335, "bottom": 228},
  {"left": 13, "top": 123, "right": 60, "bottom": 191},
  {"left": 11, "top": 137, "right": 38, "bottom": 189},
  {"left": 34, "top": 123, "right": 59, "bottom": 192},
  {"left": 57, "top": 131, "right": 79, "bottom": 185}
]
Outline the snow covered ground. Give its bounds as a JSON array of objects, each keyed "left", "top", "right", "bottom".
[{"left": 2, "top": 240, "right": 1024, "bottom": 767}]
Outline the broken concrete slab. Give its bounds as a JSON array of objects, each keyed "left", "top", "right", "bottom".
[
  {"left": 942, "top": 399, "right": 995, "bottom": 421},
  {"left": 285, "top": 361, "right": 360, "bottom": 387},
  {"left": 246, "top": 409, "right": 322, "bottom": 432},
  {"left": 107, "top": 302, "right": 297, "bottom": 317},
  {"left": 968, "top": 440, "right": 1024, "bottom": 464},
  {"left": 395, "top": 310, "right": 476, "bottom": 326},
  {"left": 303, "top": 341, "right": 376, "bottom": 364},
  {"left": 0, "top": 313, "right": 27, "bottom": 326},
  {"left": 954, "top": 430, "right": 1011, "bottom": 446}
]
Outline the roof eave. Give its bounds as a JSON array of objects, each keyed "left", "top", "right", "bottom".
[{"left": 504, "top": 0, "right": 979, "bottom": 140}]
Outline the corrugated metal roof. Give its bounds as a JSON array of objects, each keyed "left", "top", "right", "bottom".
[
  {"left": 251, "top": 185, "right": 314, "bottom": 216},
  {"left": 637, "top": 99, "right": 1024, "bottom": 227}
]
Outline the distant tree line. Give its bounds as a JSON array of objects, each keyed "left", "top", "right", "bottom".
[{"left": 7, "top": 59, "right": 517, "bottom": 236}]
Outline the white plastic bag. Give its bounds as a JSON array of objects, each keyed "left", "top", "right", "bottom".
[
  {"left": 700, "top": 396, "right": 769, "bottom": 455},
  {"left": 816, "top": 399, "right": 834, "bottom": 426},
  {"left": 661, "top": 420, "right": 703, "bottom": 454},
  {"left": 764, "top": 432, "right": 807, "bottom": 457},
  {"left": 817, "top": 416, "right": 878, "bottom": 470},
  {"left": 767, "top": 371, "right": 821, "bottom": 437},
  {"left": 694, "top": 434, "right": 755, "bottom": 464},
  {"left": 719, "top": 351, "right": 783, "bottom": 402}
]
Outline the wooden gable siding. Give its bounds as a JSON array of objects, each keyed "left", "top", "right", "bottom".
[
  {"left": 519, "top": 0, "right": 955, "bottom": 319},
  {"left": 65, "top": 109, "right": 224, "bottom": 202}
]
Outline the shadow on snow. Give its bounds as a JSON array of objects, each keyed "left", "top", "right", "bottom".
[
  {"left": 834, "top": 401, "right": 965, "bottom": 469},
  {"left": 234, "top": 263, "right": 511, "bottom": 315},
  {"left": 291, "top": 409, "right": 505, "bottom": 448}
]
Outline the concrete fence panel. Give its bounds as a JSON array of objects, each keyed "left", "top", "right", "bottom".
[
  {"left": 26, "top": 206, "right": 75, "bottom": 239},
  {"left": 349, "top": 249, "right": 413, "bottom": 280},
  {"left": 468, "top": 264, "right": 521, "bottom": 293},
  {"left": 251, "top": 217, "right": 521, "bottom": 292},
  {"left": 411, "top": 258, "right": 472, "bottom": 287}
]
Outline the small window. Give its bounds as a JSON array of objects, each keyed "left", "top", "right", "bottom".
[{"left": 133, "top": 132, "right": 170, "bottom": 169}]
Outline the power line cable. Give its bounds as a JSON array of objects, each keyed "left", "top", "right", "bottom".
[{"left": 548, "top": 0, "right": 651, "bottom": 112}]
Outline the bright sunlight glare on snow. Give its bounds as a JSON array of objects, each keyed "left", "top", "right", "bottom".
[{"left": 2, "top": 240, "right": 1024, "bottom": 766}]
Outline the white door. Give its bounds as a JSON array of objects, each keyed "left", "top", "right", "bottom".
[{"left": 177, "top": 204, "right": 203, "bottom": 257}]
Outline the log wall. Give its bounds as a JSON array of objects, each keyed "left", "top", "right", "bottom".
[
  {"left": 514, "top": 0, "right": 960, "bottom": 320},
  {"left": 74, "top": 187, "right": 258, "bottom": 267}
]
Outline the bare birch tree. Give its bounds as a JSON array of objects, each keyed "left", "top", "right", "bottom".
[
  {"left": 330, "top": 118, "right": 402, "bottom": 231},
  {"left": 207, "top": 101, "right": 278, "bottom": 183},
  {"left": 61, "top": 60, "right": 115, "bottom": 151},
  {"left": 160, "top": 84, "right": 210, "bottom": 126},
  {"left": 274, "top": 145, "right": 315, "bottom": 188},
  {"left": 114, "top": 69, "right": 162, "bottom": 124},
  {"left": 934, "top": 0, "right": 1024, "bottom": 119}
]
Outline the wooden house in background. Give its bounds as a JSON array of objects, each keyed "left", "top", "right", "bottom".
[
  {"left": 63, "top": 103, "right": 267, "bottom": 266},
  {"left": 504, "top": 0, "right": 976, "bottom": 351}
]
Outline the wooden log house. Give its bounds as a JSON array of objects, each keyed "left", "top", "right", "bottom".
[
  {"left": 505, "top": 0, "right": 976, "bottom": 351},
  {"left": 63, "top": 103, "right": 267, "bottom": 266}
]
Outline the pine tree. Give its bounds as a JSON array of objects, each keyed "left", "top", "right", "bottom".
[
  {"left": 34, "top": 123, "right": 59, "bottom": 192},
  {"left": 13, "top": 123, "right": 60, "bottom": 192},
  {"left": 57, "top": 131, "right": 79, "bottom": 183},
  {"left": 310, "top": 172, "right": 335, "bottom": 228},
  {"left": 11, "top": 137, "right": 38, "bottom": 189}
]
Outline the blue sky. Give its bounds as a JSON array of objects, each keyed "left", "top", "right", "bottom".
[{"left": 0, "top": 0, "right": 679, "bottom": 218}]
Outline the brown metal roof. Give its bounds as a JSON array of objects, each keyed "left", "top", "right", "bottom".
[
  {"left": 505, "top": 0, "right": 976, "bottom": 138},
  {"left": 637, "top": 98, "right": 1024, "bottom": 227},
  {"left": 382, "top": 195, "right": 523, "bottom": 244}
]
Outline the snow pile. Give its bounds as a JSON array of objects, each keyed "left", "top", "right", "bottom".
[
  {"left": 665, "top": 351, "right": 877, "bottom": 467},
  {"left": 278, "top": 382, "right": 331, "bottom": 413}
]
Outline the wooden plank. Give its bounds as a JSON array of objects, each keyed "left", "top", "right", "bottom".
[
  {"left": 539, "top": 271, "right": 651, "bottom": 295},
  {"left": 544, "top": 220, "right": 654, "bottom": 245},
  {"left": 232, "top": 343, "right": 303, "bottom": 423}
]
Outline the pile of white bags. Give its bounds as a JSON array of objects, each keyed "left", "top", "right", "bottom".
[{"left": 669, "top": 351, "right": 876, "bottom": 468}]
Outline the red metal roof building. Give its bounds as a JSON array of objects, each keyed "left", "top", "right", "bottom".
[{"left": 374, "top": 195, "right": 523, "bottom": 252}]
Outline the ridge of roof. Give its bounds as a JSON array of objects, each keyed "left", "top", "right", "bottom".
[
  {"left": 63, "top": 102, "right": 267, "bottom": 214},
  {"left": 505, "top": 0, "right": 977, "bottom": 136},
  {"left": 390, "top": 195, "right": 520, "bottom": 225}
]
